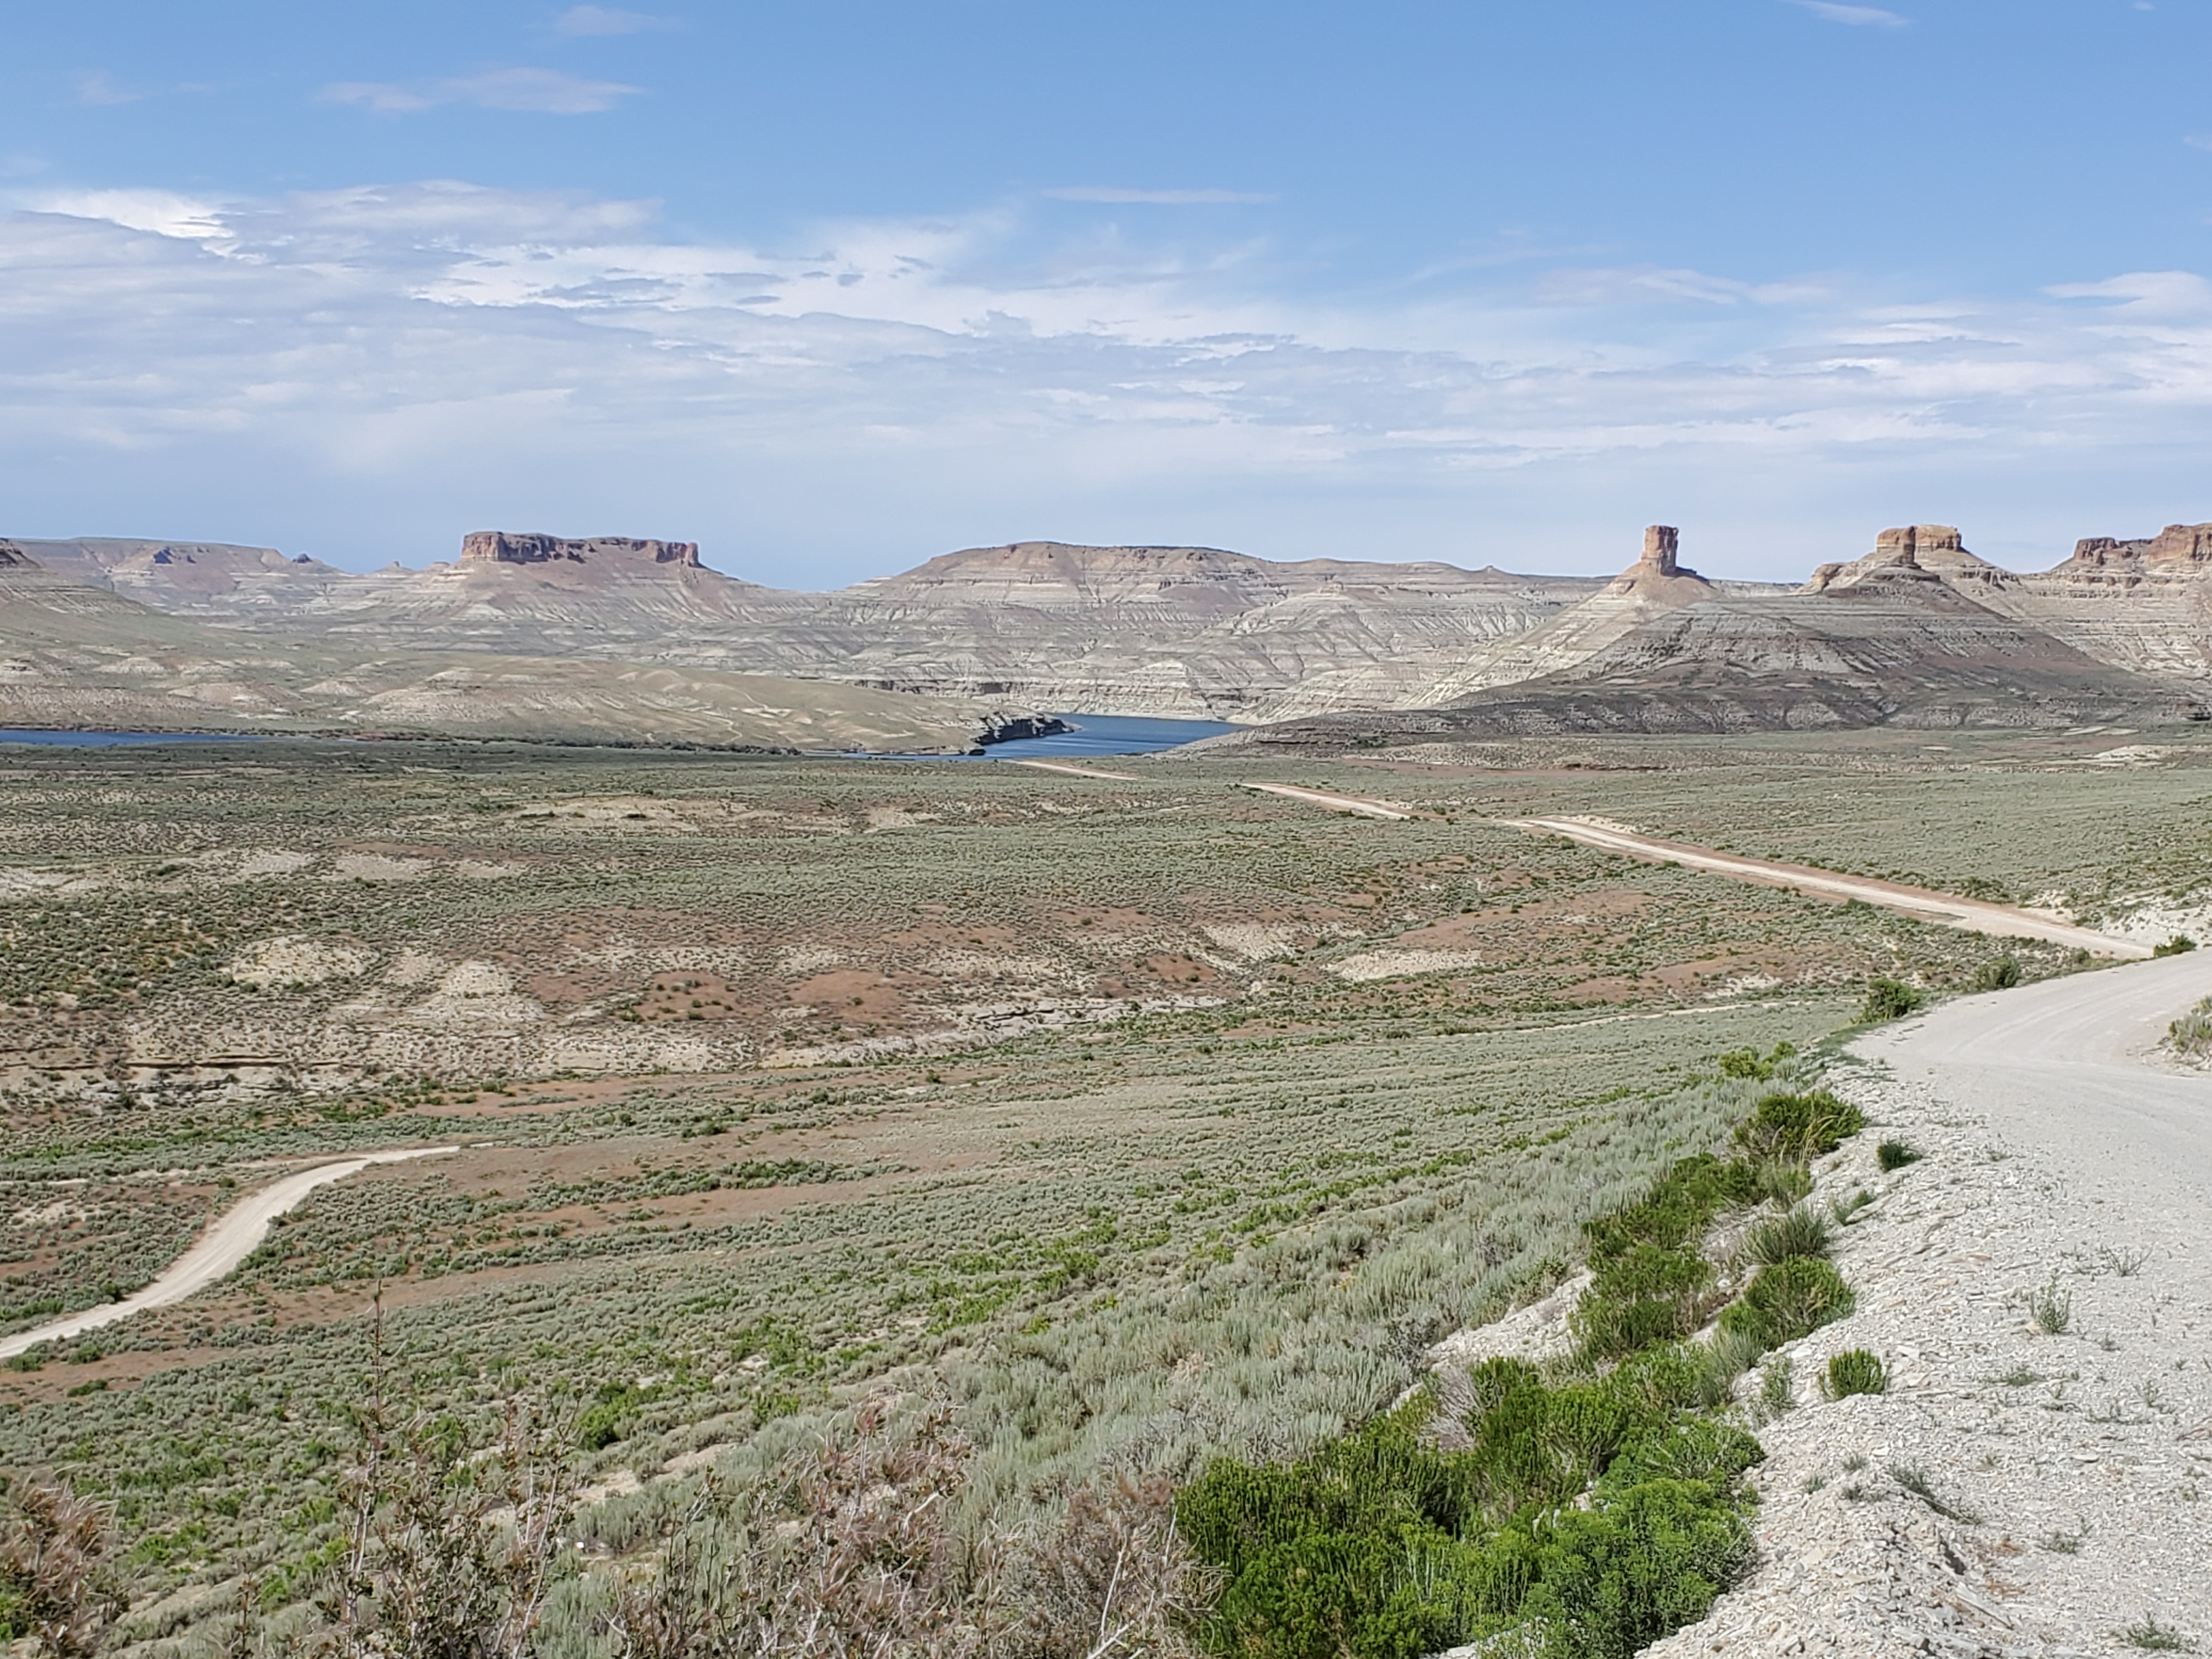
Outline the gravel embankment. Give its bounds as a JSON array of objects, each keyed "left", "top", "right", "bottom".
[{"left": 1642, "top": 1059, "right": 2212, "bottom": 1657}]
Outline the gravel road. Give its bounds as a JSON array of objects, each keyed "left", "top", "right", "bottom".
[
  {"left": 1640, "top": 953, "right": 2212, "bottom": 1657},
  {"left": 1512, "top": 815, "right": 2149, "bottom": 958},
  {"left": 1243, "top": 782, "right": 1412, "bottom": 820},
  {"left": 0, "top": 1147, "right": 456, "bottom": 1360}
]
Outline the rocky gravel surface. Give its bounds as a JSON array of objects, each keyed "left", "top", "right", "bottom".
[{"left": 1643, "top": 1058, "right": 2212, "bottom": 1658}]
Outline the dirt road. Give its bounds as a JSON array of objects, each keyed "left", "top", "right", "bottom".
[
  {"left": 1008, "top": 759, "right": 1142, "bottom": 781},
  {"left": 1642, "top": 955, "right": 2212, "bottom": 1655},
  {"left": 1241, "top": 782, "right": 1412, "bottom": 820},
  {"left": 1511, "top": 815, "right": 2148, "bottom": 958},
  {"left": 1858, "top": 949, "right": 2212, "bottom": 1202},
  {"left": 0, "top": 1147, "right": 456, "bottom": 1359}
]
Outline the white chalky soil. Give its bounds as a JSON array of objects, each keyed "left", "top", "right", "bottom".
[{"left": 1645, "top": 1063, "right": 2212, "bottom": 1656}]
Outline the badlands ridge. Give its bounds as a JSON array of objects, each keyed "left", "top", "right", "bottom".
[{"left": 4, "top": 517, "right": 2211, "bottom": 743}]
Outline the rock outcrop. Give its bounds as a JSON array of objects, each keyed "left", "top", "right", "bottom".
[
  {"left": 1805, "top": 524, "right": 2018, "bottom": 602},
  {"left": 1408, "top": 526, "right": 1769, "bottom": 706},
  {"left": 459, "top": 532, "right": 703, "bottom": 568},
  {"left": 2062, "top": 521, "right": 2212, "bottom": 570}
]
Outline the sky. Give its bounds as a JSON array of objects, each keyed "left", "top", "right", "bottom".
[{"left": 3, "top": 1, "right": 2211, "bottom": 588}]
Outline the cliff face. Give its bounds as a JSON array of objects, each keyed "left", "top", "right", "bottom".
[{"left": 459, "top": 532, "right": 702, "bottom": 568}]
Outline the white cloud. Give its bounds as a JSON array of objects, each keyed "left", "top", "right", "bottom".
[
  {"left": 4, "top": 180, "right": 2212, "bottom": 582},
  {"left": 550, "top": 5, "right": 675, "bottom": 36},
  {"left": 1791, "top": 2, "right": 1908, "bottom": 25},
  {"left": 1045, "top": 187, "right": 1278, "bottom": 205},
  {"left": 2187, "top": 134, "right": 2212, "bottom": 152},
  {"left": 26, "top": 189, "right": 230, "bottom": 240},
  {"left": 75, "top": 71, "right": 139, "bottom": 106},
  {"left": 323, "top": 82, "right": 437, "bottom": 115},
  {"left": 321, "top": 67, "right": 640, "bottom": 116}
]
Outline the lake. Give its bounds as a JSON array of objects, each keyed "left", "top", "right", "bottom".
[
  {"left": 982, "top": 713, "right": 1240, "bottom": 759},
  {"left": 0, "top": 729, "right": 257, "bottom": 748}
]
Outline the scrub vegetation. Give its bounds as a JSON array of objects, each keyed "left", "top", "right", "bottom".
[{"left": 0, "top": 729, "right": 2196, "bottom": 1655}]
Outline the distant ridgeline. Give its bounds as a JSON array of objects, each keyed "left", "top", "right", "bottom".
[{"left": 9, "top": 518, "right": 2212, "bottom": 731}]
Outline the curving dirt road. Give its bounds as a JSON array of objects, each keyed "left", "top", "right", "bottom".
[
  {"left": 0, "top": 1147, "right": 456, "bottom": 1360},
  {"left": 1857, "top": 951, "right": 2212, "bottom": 1203},
  {"left": 1511, "top": 815, "right": 2149, "bottom": 958}
]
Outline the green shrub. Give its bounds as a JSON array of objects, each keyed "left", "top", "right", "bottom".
[
  {"left": 1715, "top": 1042, "right": 1793, "bottom": 1081},
  {"left": 1717, "top": 1257, "right": 1854, "bottom": 1348},
  {"left": 2153, "top": 935, "right": 2197, "bottom": 958},
  {"left": 2169, "top": 996, "right": 2212, "bottom": 1057},
  {"left": 1689, "top": 1328, "right": 1764, "bottom": 1411},
  {"left": 576, "top": 1380, "right": 647, "bottom": 1452},
  {"left": 1747, "top": 1158, "right": 1812, "bottom": 1206},
  {"left": 1180, "top": 1367, "right": 1763, "bottom": 1658},
  {"left": 1514, "top": 1479, "right": 1755, "bottom": 1659},
  {"left": 1875, "top": 1139, "right": 1921, "bottom": 1172},
  {"left": 2028, "top": 1276, "right": 2072, "bottom": 1336},
  {"left": 1821, "top": 1350, "right": 1887, "bottom": 1398},
  {"left": 1971, "top": 955, "right": 2023, "bottom": 991},
  {"left": 1742, "top": 1205, "right": 1830, "bottom": 1266},
  {"left": 1734, "top": 1091, "right": 1865, "bottom": 1161},
  {"left": 1860, "top": 978, "right": 1923, "bottom": 1022},
  {"left": 1570, "top": 1246, "right": 1716, "bottom": 1364}
]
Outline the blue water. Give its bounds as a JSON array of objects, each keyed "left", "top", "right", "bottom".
[
  {"left": 0, "top": 729, "right": 257, "bottom": 747},
  {"left": 984, "top": 713, "right": 1240, "bottom": 759},
  {"left": 0, "top": 715, "right": 1239, "bottom": 758}
]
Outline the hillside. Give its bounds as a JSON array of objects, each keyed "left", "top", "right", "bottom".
[
  {"left": 0, "top": 543, "right": 1013, "bottom": 752},
  {"left": 1220, "top": 524, "right": 2204, "bottom": 748},
  {"left": 19, "top": 520, "right": 2212, "bottom": 737},
  {"left": 20, "top": 533, "right": 1607, "bottom": 719}
]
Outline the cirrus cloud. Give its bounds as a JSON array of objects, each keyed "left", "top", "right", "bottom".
[
  {"left": 321, "top": 67, "right": 641, "bottom": 116},
  {"left": 1791, "top": 2, "right": 1908, "bottom": 25},
  {"left": 1044, "top": 187, "right": 1279, "bottom": 205}
]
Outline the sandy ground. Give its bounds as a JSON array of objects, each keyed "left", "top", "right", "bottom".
[
  {"left": 0, "top": 1147, "right": 457, "bottom": 1359},
  {"left": 1510, "top": 815, "right": 2149, "bottom": 958}
]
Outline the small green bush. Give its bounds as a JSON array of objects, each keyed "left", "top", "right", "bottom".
[
  {"left": 1742, "top": 1205, "right": 1830, "bottom": 1267},
  {"left": 576, "top": 1381, "right": 647, "bottom": 1451},
  {"left": 1756, "top": 1358, "right": 1794, "bottom": 1418},
  {"left": 1718, "top": 1257, "right": 1854, "bottom": 1348},
  {"left": 1735, "top": 1091, "right": 1865, "bottom": 1161},
  {"left": 1876, "top": 1139, "right": 1921, "bottom": 1172},
  {"left": 1747, "top": 1158, "right": 1813, "bottom": 1206},
  {"left": 1715, "top": 1042, "right": 1793, "bottom": 1081},
  {"left": 1971, "top": 955, "right": 2023, "bottom": 991},
  {"left": 2028, "top": 1276, "right": 2072, "bottom": 1336},
  {"left": 1513, "top": 1479, "right": 1755, "bottom": 1659},
  {"left": 2121, "top": 1617, "right": 2193, "bottom": 1650},
  {"left": 1861, "top": 978, "right": 1923, "bottom": 1022},
  {"left": 1689, "top": 1329, "right": 1764, "bottom": 1409},
  {"left": 2153, "top": 935, "right": 2197, "bottom": 958},
  {"left": 1821, "top": 1350, "right": 1887, "bottom": 1398}
]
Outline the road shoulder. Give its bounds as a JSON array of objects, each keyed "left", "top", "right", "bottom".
[{"left": 1643, "top": 1052, "right": 2212, "bottom": 1657}]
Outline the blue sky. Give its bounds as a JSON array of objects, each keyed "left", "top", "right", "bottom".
[{"left": 2, "top": 1, "right": 2210, "bottom": 586}]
